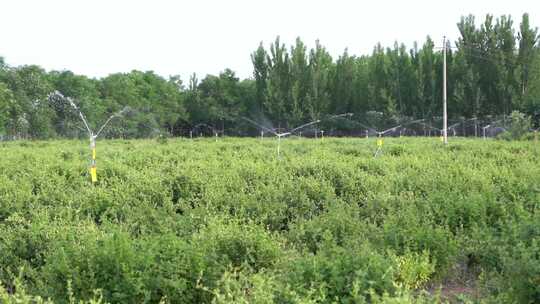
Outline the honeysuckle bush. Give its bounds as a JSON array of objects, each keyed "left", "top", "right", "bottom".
[{"left": 0, "top": 137, "right": 538, "bottom": 303}]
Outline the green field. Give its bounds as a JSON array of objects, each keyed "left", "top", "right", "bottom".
[{"left": 0, "top": 138, "right": 539, "bottom": 303}]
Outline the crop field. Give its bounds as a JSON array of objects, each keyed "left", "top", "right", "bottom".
[{"left": 0, "top": 137, "right": 539, "bottom": 303}]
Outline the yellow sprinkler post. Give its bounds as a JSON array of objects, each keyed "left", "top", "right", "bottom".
[
  {"left": 90, "top": 135, "right": 97, "bottom": 183},
  {"left": 90, "top": 167, "right": 97, "bottom": 183},
  {"left": 374, "top": 135, "right": 383, "bottom": 157}
]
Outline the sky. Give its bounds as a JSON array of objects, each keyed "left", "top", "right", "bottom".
[{"left": 1, "top": 0, "right": 539, "bottom": 82}]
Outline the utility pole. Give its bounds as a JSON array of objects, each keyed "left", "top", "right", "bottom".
[{"left": 443, "top": 36, "right": 448, "bottom": 144}]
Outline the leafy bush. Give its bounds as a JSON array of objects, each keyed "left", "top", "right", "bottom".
[
  {"left": 476, "top": 214, "right": 540, "bottom": 303},
  {"left": 285, "top": 239, "right": 398, "bottom": 302},
  {"left": 392, "top": 251, "right": 435, "bottom": 289},
  {"left": 498, "top": 111, "right": 532, "bottom": 140},
  {"left": 193, "top": 218, "right": 284, "bottom": 272}
]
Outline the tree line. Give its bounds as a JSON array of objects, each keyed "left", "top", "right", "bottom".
[{"left": 1, "top": 13, "right": 539, "bottom": 139}]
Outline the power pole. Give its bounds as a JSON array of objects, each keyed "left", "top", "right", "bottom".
[{"left": 443, "top": 36, "right": 448, "bottom": 144}]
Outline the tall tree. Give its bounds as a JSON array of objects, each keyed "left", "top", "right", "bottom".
[
  {"left": 330, "top": 49, "right": 355, "bottom": 115},
  {"left": 251, "top": 43, "right": 268, "bottom": 115},
  {"left": 456, "top": 15, "right": 483, "bottom": 116},
  {"left": 0, "top": 83, "right": 12, "bottom": 136},
  {"left": 290, "top": 37, "right": 310, "bottom": 125},
  {"left": 306, "top": 40, "right": 333, "bottom": 121},
  {"left": 265, "top": 37, "right": 291, "bottom": 128},
  {"left": 367, "top": 43, "right": 389, "bottom": 113},
  {"left": 517, "top": 13, "right": 539, "bottom": 104},
  {"left": 494, "top": 15, "right": 517, "bottom": 114},
  {"left": 419, "top": 37, "right": 438, "bottom": 118}
]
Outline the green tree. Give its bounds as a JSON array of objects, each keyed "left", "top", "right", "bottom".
[
  {"left": 251, "top": 43, "right": 268, "bottom": 116},
  {"left": 290, "top": 37, "right": 310, "bottom": 125},
  {"left": 306, "top": 40, "right": 333, "bottom": 121},
  {"left": 330, "top": 49, "right": 355, "bottom": 114},
  {"left": 0, "top": 83, "right": 12, "bottom": 136},
  {"left": 456, "top": 15, "right": 483, "bottom": 117},
  {"left": 3, "top": 65, "right": 55, "bottom": 138},
  {"left": 418, "top": 37, "right": 438, "bottom": 118},
  {"left": 265, "top": 36, "right": 291, "bottom": 128},
  {"left": 198, "top": 69, "right": 246, "bottom": 130},
  {"left": 517, "top": 13, "right": 539, "bottom": 106}
]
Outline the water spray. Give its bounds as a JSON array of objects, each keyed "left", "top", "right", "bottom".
[
  {"left": 191, "top": 123, "right": 220, "bottom": 140},
  {"left": 242, "top": 113, "right": 352, "bottom": 158},
  {"left": 446, "top": 118, "right": 477, "bottom": 137},
  {"left": 353, "top": 118, "right": 426, "bottom": 156}
]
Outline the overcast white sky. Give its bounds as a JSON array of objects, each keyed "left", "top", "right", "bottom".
[{"left": 1, "top": 0, "right": 538, "bottom": 82}]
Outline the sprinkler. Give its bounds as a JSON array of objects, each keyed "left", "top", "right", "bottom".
[
  {"left": 408, "top": 121, "right": 442, "bottom": 138},
  {"left": 191, "top": 123, "right": 218, "bottom": 139},
  {"left": 446, "top": 117, "right": 480, "bottom": 138},
  {"left": 482, "top": 119, "right": 505, "bottom": 140},
  {"left": 242, "top": 113, "right": 353, "bottom": 158},
  {"left": 49, "top": 91, "right": 129, "bottom": 183}
]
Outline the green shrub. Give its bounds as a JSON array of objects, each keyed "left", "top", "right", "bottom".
[
  {"left": 477, "top": 215, "right": 540, "bottom": 303},
  {"left": 392, "top": 251, "right": 435, "bottom": 289},
  {"left": 285, "top": 239, "right": 398, "bottom": 302},
  {"left": 0, "top": 138, "right": 538, "bottom": 302},
  {"left": 193, "top": 218, "right": 284, "bottom": 272},
  {"left": 38, "top": 227, "right": 147, "bottom": 302},
  {"left": 498, "top": 111, "right": 532, "bottom": 140}
]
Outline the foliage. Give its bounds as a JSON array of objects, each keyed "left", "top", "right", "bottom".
[
  {"left": 0, "top": 138, "right": 538, "bottom": 303},
  {"left": 509, "top": 110, "right": 532, "bottom": 139},
  {"left": 393, "top": 251, "right": 436, "bottom": 290}
]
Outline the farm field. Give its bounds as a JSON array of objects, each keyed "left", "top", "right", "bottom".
[{"left": 0, "top": 137, "right": 539, "bottom": 303}]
